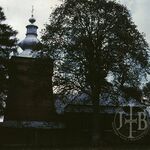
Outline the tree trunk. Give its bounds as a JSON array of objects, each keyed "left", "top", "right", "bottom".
[{"left": 91, "top": 89, "right": 102, "bottom": 146}]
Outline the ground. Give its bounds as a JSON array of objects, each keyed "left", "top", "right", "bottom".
[{"left": 0, "top": 146, "right": 150, "bottom": 150}]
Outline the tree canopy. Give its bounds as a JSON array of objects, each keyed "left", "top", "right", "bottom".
[
  {"left": 42, "top": 0, "right": 149, "bottom": 105},
  {"left": 0, "top": 6, "right": 18, "bottom": 114}
]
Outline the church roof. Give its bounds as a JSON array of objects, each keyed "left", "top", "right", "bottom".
[{"left": 18, "top": 15, "right": 40, "bottom": 51}]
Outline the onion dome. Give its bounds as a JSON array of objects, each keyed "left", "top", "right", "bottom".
[{"left": 18, "top": 14, "right": 40, "bottom": 51}]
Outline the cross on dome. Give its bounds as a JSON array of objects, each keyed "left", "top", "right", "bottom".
[
  {"left": 29, "top": 6, "right": 36, "bottom": 24},
  {"left": 31, "top": 5, "right": 34, "bottom": 17}
]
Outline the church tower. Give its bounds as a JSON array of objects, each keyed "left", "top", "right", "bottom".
[
  {"left": 4, "top": 11, "right": 54, "bottom": 121},
  {"left": 18, "top": 8, "right": 40, "bottom": 57}
]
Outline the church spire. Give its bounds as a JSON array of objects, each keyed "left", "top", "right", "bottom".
[
  {"left": 29, "top": 6, "right": 36, "bottom": 24},
  {"left": 18, "top": 7, "right": 40, "bottom": 54}
]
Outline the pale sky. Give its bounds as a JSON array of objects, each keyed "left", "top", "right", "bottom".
[
  {"left": 0, "top": 0, "right": 150, "bottom": 45},
  {"left": 0, "top": 0, "right": 62, "bottom": 40}
]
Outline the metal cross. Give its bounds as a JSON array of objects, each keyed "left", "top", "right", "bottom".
[{"left": 31, "top": 5, "right": 34, "bottom": 17}]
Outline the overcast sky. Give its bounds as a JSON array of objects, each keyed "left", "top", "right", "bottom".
[
  {"left": 0, "top": 0, "right": 62, "bottom": 40},
  {"left": 0, "top": 0, "right": 150, "bottom": 45}
]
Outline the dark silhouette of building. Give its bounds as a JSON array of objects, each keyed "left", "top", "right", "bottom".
[{"left": 5, "top": 13, "right": 54, "bottom": 121}]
